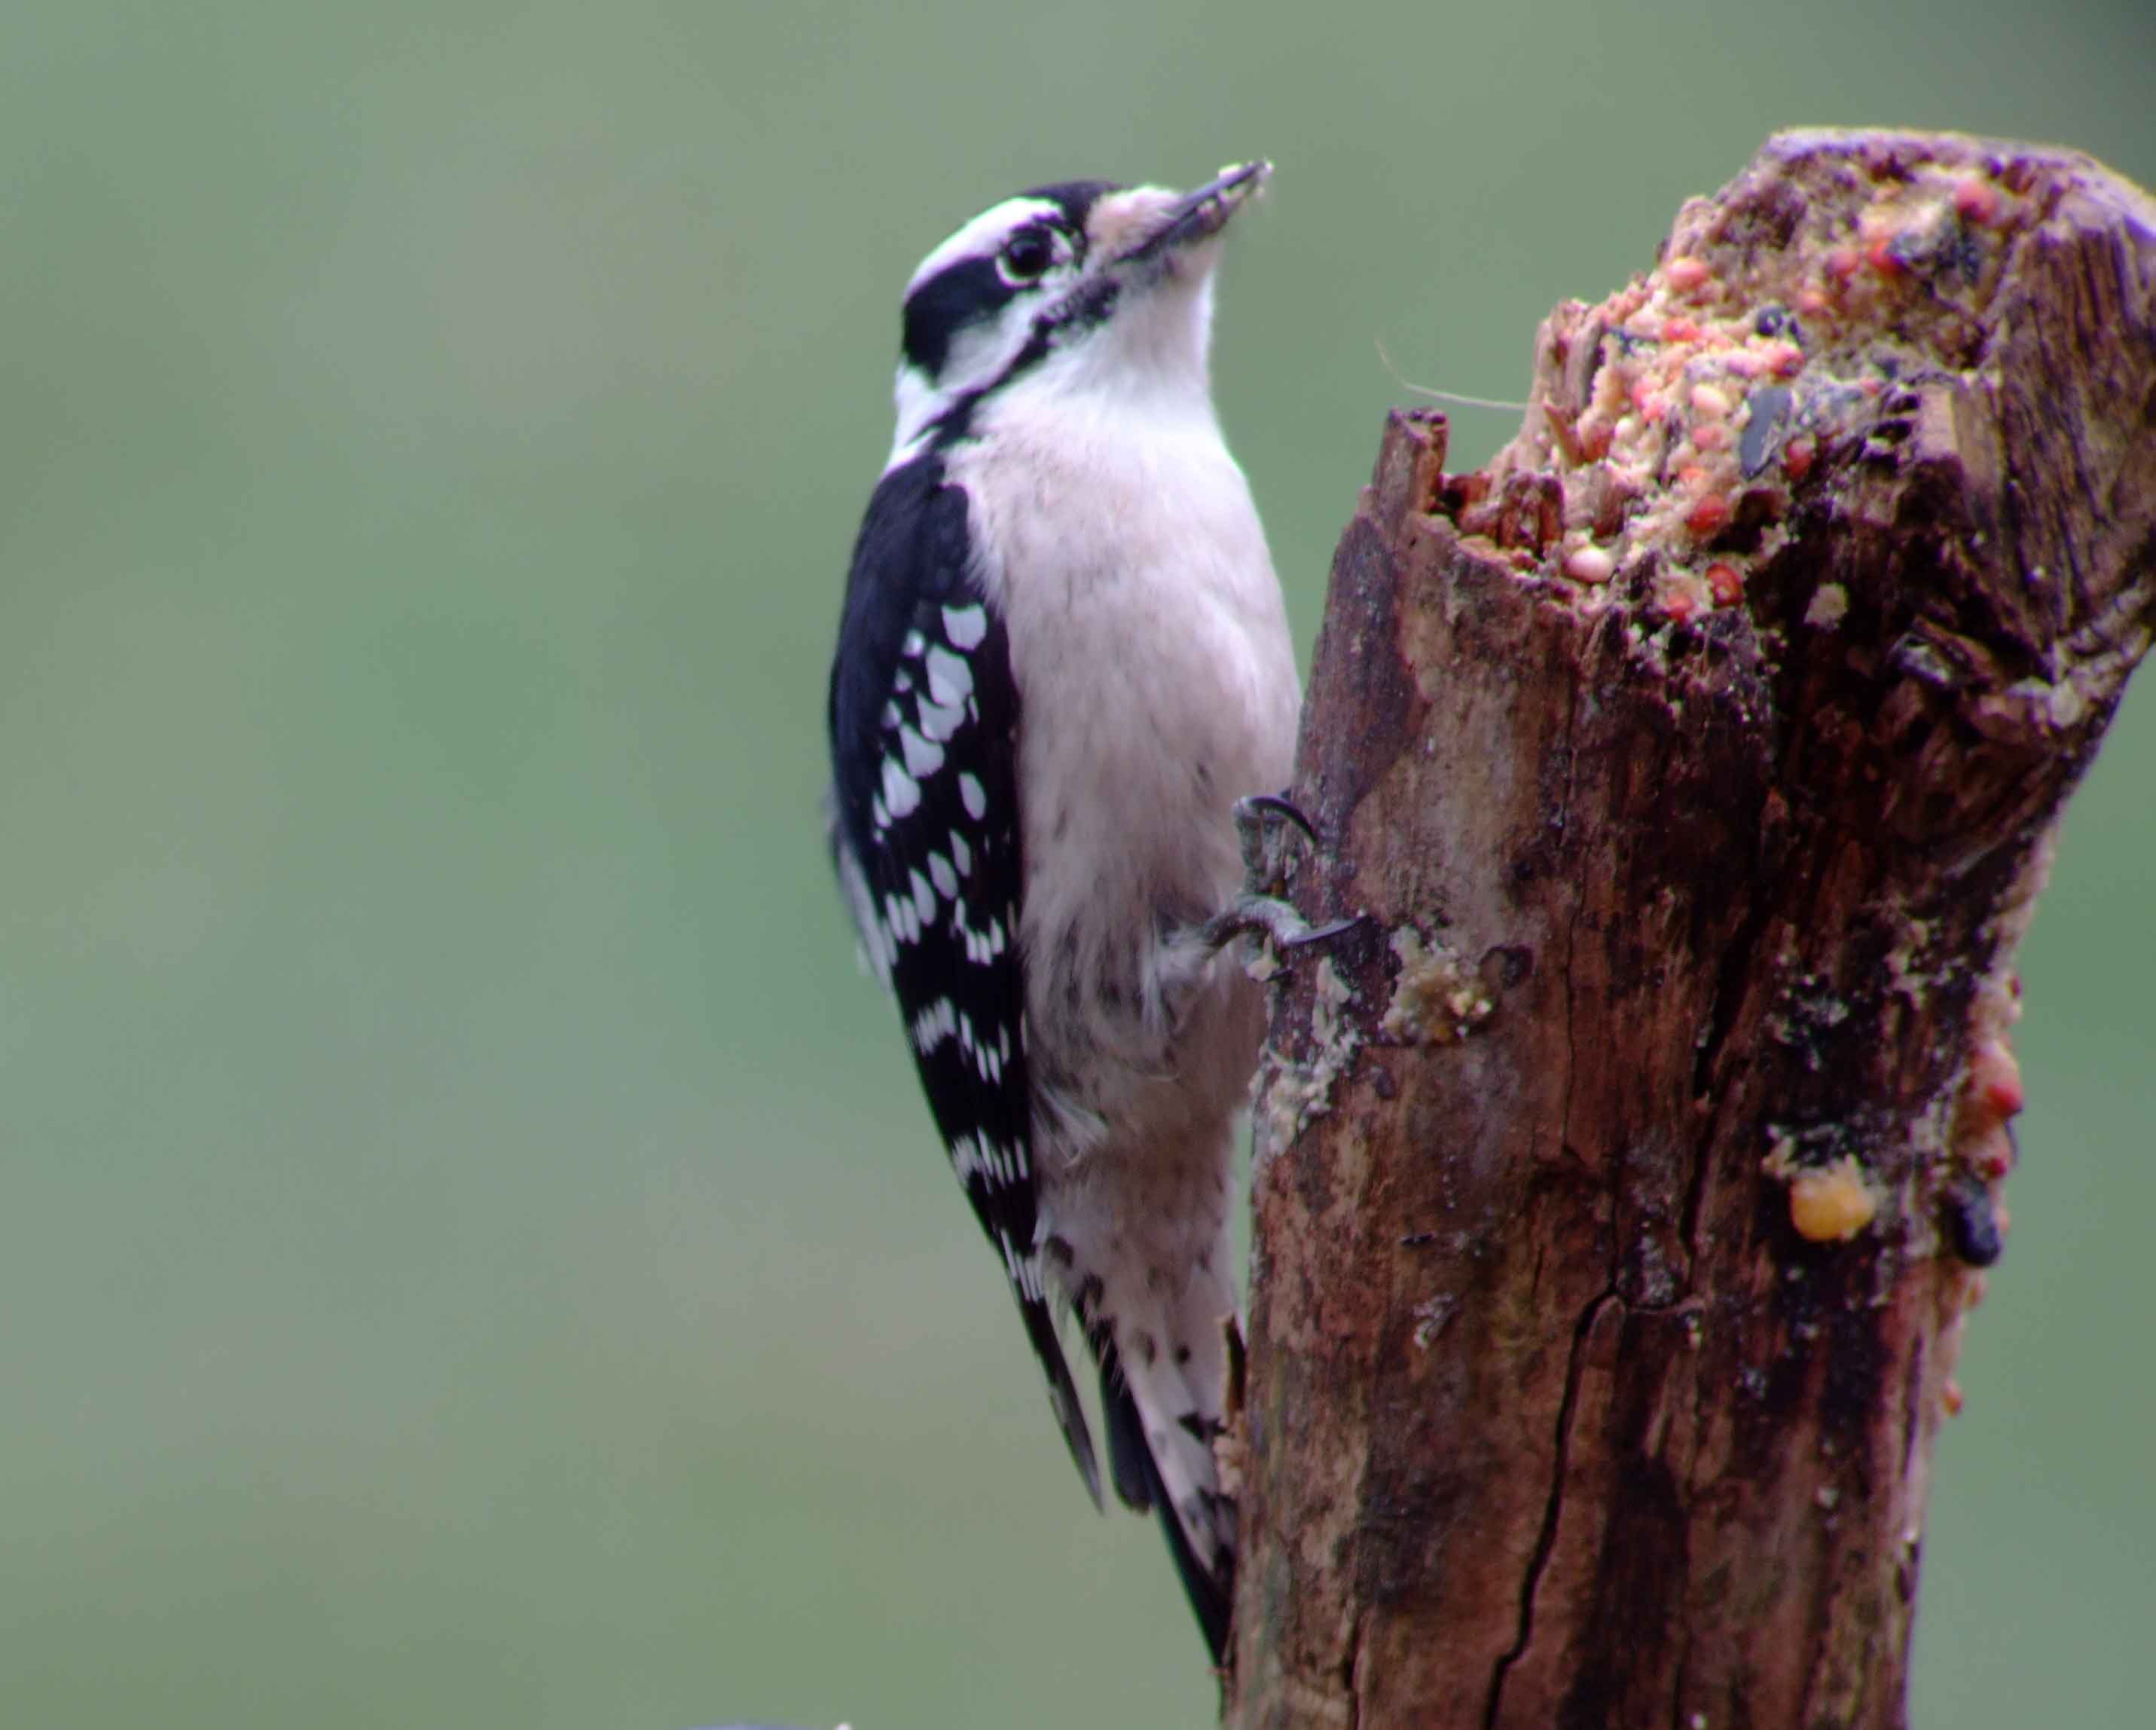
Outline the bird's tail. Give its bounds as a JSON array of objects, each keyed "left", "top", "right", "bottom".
[{"left": 1086, "top": 1279, "right": 1238, "bottom": 1663}]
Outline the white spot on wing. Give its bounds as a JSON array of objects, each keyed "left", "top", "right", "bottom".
[
  {"left": 958, "top": 772, "right": 987, "bottom": 820},
  {"left": 942, "top": 604, "right": 988, "bottom": 649},
  {"left": 909, "top": 868, "right": 936, "bottom": 925},
  {"left": 881, "top": 756, "right": 921, "bottom": 818},
  {"left": 899, "top": 725, "right": 944, "bottom": 777},
  {"left": 926, "top": 646, "right": 973, "bottom": 706},
  {"left": 928, "top": 852, "right": 958, "bottom": 898},
  {"left": 911, "top": 997, "right": 956, "bottom": 1051},
  {"left": 917, "top": 696, "right": 966, "bottom": 743}
]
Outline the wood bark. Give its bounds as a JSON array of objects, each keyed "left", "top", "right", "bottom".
[{"left": 1223, "top": 131, "right": 2156, "bottom": 1729}]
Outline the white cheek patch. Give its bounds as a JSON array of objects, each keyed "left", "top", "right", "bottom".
[{"left": 888, "top": 300, "right": 1044, "bottom": 467}]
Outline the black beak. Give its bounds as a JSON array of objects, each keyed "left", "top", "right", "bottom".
[{"left": 1116, "top": 160, "right": 1272, "bottom": 267}]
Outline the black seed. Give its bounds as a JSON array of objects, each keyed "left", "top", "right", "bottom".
[{"left": 1944, "top": 1172, "right": 2004, "bottom": 1267}]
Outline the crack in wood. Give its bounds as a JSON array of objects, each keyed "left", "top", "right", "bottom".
[{"left": 1484, "top": 1287, "right": 1620, "bottom": 1729}]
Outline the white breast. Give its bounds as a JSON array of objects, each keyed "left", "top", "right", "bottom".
[{"left": 944, "top": 383, "right": 1299, "bottom": 1125}]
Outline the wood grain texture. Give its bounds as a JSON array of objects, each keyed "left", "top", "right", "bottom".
[{"left": 1225, "top": 130, "right": 2156, "bottom": 1730}]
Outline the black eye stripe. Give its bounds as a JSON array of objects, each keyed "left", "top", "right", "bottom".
[
  {"left": 902, "top": 255, "right": 1014, "bottom": 377},
  {"left": 902, "top": 222, "right": 1074, "bottom": 375}
]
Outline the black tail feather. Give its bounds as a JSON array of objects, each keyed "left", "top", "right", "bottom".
[
  {"left": 1098, "top": 1353, "right": 1154, "bottom": 1512},
  {"left": 1021, "top": 1295, "right": 1101, "bottom": 1509},
  {"left": 1097, "top": 1343, "right": 1232, "bottom": 1665}
]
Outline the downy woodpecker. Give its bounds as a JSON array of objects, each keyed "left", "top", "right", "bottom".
[{"left": 825, "top": 163, "right": 1293, "bottom": 1661}]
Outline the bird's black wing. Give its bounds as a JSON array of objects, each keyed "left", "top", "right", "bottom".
[{"left": 826, "top": 451, "right": 1100, "bottom": 1505}]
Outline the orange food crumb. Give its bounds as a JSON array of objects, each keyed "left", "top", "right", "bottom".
[
  {"left": 1663, "top": 314, "right": 1702, "bottom": 342},
  {"left": 1825, "top": 246, "right": 1862, "bottom": 283},
  {"left": 1867, "top": 236, "right": 1907, "bottom": 276},
  {"left": 1789, "top": 1161, "right": 1878, "bottom": 1242},
  {"left": 1661, "top": 586, "right": 1699, "bottom": 625},
  {"left": 1705, "top": 561, "right": 1745, "bottom": 607},
  {"left": 1796, "top": 286, "right": 1832, "bottom": 317},
  {"left": 1943, "top": 1380, "right": 1965, "bottom": 1417}
]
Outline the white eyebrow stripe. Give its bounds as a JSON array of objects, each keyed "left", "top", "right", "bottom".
[{"left": 904, "top": 198, "right": 1067, "bottom": 296}]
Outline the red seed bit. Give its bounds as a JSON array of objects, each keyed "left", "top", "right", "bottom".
[
  {"left": 1867, "top": 234, "right": 1908, "bottom": 276},
  {"left": 1825, "top": 246, "right": 1863, "bottom": 283},
  {"left": 1685, "top": 491, "right": 1731, "bottom": 536},
  {"left": 1662, "top": 314, "right": 1702, "bottom": 343},
  {"left": 1661, "top": 585, "right": 1699, "bottom": 626},
  {"left": 1783, "top": 435, "right": 1816, "bottom": 481},
  {"left": 1968, "top": 1123, "right": 2017, "bottom": 1181},
  {"left": 1705, "top": 561, "right": 1744, "bottom": 607},
  {"left": 1665, "top": 255, "right": 1712, "bottom": 295},
  {"left": 1953, "top": 177, "right": 2001, "bottom": 225},
  {"left": 1760, "top": 340, "right": 1805, "bottom": 379},
  {"left": 1969, "top": 1038, "right": 2025, "bottom": 1121},
  {"left": 1942, "top": 1379, "right": 1965, "bottom": 1417},
  {"left": 1796, "top": 286, "right": 1832, "bottom": 318}
]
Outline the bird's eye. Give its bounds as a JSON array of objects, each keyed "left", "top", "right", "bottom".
[{"left": 1000, "top": 228, "right": 1057, "bottom": 283}]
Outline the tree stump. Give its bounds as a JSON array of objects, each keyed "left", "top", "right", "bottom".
[{"left": 1225, "top": 130, "right": 2156, "bottom": 1729}]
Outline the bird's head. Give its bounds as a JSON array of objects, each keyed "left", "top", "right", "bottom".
[{"left": 887, "top": 161, "right": 1270, "bottom": 463}]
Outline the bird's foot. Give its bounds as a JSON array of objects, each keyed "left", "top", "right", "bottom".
[{"left": 1200, "top": 793, "right": 1363, "bottom": 953}]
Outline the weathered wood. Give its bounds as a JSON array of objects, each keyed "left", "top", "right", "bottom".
[{"left": 1225, "top": 130, "right": 2156, "bottom": 1730}]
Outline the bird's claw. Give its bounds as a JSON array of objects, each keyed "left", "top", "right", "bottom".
[{"left": 1205, "top": 793, "right": 1364, "bottom": 955}]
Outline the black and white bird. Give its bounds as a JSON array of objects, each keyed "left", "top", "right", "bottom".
[{"left": 825, "top": 163, "right": 1296, "bottom": 1661}]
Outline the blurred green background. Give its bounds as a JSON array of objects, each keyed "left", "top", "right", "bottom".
[{"left": 4, "top": 2, "right": 2150, "bottom": 1726}]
